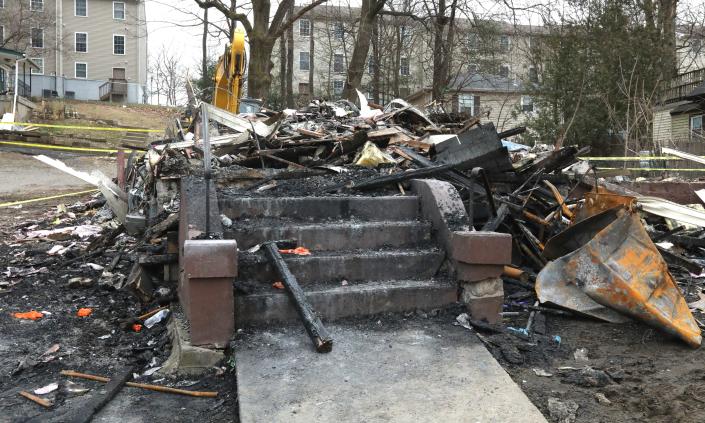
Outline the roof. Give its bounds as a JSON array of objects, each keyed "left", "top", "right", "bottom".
[
  {"left": 670, "top": 101, "right": 704, "bottom": 115},
  {"left": 0, "top": 47, "right": 40, "bottom": 71}
]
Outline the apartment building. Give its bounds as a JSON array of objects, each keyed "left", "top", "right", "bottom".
[
  {"left": 272, "top": 5, "right": 542, "bottom": 131},
  {"left": 0, "top": 0, "right": 147, "bottom": 103}
]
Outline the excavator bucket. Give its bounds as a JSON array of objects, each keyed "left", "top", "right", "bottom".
[{"left": 537, "top": 207, "right": 702, "bottom": 348}]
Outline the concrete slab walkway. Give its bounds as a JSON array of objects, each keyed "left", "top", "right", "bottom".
[{"left": 236, "top": 318, "right": 546, "bottom": 423}]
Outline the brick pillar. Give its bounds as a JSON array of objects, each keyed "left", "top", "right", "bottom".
[{"left": 450, "top": 231, "right": 512, "bottom": 324}]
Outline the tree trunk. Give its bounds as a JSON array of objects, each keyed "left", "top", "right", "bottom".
[
  {"left": 286, "top": 1, "right": 295, "bottom": 107},
  {"left": 372, "top": 19, "right": 380, "bottom": 104},
  {"left": 659, "top": 0, "right": 677, "bottom": 78},
  {"left": 342, "top": 0, "right": 384, "bottom": 101},
  {"left": 202, "top": 8, "right": 208, "bottom": 81},
  {"left": 280, "top": 35, "right": 286, "bottom": 106},
  {"left": 309, "top": 19, "right": 315, "bottom": 99},
  {"left": 432, "top": 0, "right": 446, "bottom": 101}
]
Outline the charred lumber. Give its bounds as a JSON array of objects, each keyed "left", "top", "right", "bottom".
[
  {"left": 320, "top": 162, "right": 458, "bottom": 193},
  {"left": 263, "top": 242, "right": 333, "bottom": 353},
  {"left": 497, "top": 126, "right": 526, "bottom": 139}
]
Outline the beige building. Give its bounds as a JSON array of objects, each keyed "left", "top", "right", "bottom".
[
  {"left": 0, "top": 0, "right": 147, "bottom": 103},
  {"left": 272, "top": 5, "right": 542, "bottom": 132}
]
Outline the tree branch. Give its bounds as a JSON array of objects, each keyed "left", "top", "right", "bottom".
[
  {"left": 270, "top": 0, "right": 328, "bottom": 40},
  {"left": 194, "top": 0, "right": 253, "bottom": 33}
]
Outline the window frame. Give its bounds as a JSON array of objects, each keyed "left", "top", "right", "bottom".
[
  {"left": 31, "top": 57, "right": 44, "bottom": 75},
  {"left": 0, "top": 25, "right": 4, "bottom": 43},
  {"left": 0, "top": 0, "right": 4, "bottom": 8},
  {"left": 528, "top": 66, "right": 538, "bottom": 83},
  {"left": 333, "top": 22, "right": 344, "bottom": 40},
  {"left": 333, "top": 53, "right": 344, "bottom": 73},
  {"left": 75, "top": 0, "right": 87, "bottom": 17},
  {"left": 458, "top": 93, "right": 474, "bottom": 115},
  {"left": 75, "top": 32, "right": 87, "bottom": 53},
  {"left": 468, "top": 33, "right": 479, "bottom": 50},
  {"left": 499, "top": 64, "right": 510, "bottom": 78},
  {"left": 500, "top": 34, "right": 511, "bottom": 52},
  {"left": 30, "top": 0, "right": 43, "bottom": 12},
  {"left": 521, "top": 95, "right": 534, "bottom": 113},
  {"left": 113, "top": 34, "right": 126, "bottom": 55},
  {"left": 113, "top": 1, "right": 125, "bottom": 20},
  {"left": 332, "top": 79, "right": 344, "bottom": 95},
  {"left": 691, "top": 115, "right": 703, "bottom": 132},
  {"left": 75, "top": 62, "right": 88, "bottom": 79},
  {"left": 299, "top": 51, "right": 310, "bottom": 71},
  {"left": 400, "top": 57, "right": 410, "bottom": 76},
  {"left": 299, "top": 19, "right": 311, "bottom": 37},
  {"left": 31, "top": 28, "right": 44, "bottom": 48}
]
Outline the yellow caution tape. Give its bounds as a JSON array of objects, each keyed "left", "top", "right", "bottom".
[
  {"left": 0, "top": 140, "right": 140, "bottom": 154},
  {"left": 579, "top": 156, "right": 705, "bottom": 161},
  {"left": 597, "top": 167, "right": 705, "bottom": 172},
  {"left": 9, "top": 122, "right": 163, "bottom": 133},
  {"left": 0, "top": 189, "right": 99, "bottom": 208}
]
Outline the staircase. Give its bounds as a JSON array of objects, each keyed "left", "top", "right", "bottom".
[{"left": 218, "top": 195, "right": 459, "bottom": 327}]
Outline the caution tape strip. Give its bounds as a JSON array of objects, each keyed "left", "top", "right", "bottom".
[
  {"left": 579, "top": 156, "right": 705, "bottom": 161},
  {"left": 8, "top": 122, "right": 163, "bottom": 133},
  {"left": 0, "top": 140, "right": 140, "bottom": 154},
  {"left": 597, "top": 167, "right": 705, "bottom": 172},
  {"left": 0, "top": 189, "right": 99, "bottom": 208}
]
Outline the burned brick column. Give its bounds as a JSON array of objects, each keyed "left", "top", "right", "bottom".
[
  {"left": 179, "top": 176, "right": 236, "bottom": 347},
  {"left": 450, "top": 231, "right": 512, "bottom": 324}
]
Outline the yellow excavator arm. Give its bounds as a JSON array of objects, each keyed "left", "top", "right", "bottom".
[{"left": 213, "top": 28, "right": 246, "bottom": 114}]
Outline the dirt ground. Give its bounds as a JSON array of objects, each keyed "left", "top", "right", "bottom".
[
  {"left": 483, "top": 282, "right": 705, "bottom": 423},
  {"left": 0, "top": 193, "right": 235, "bottom": 422}
]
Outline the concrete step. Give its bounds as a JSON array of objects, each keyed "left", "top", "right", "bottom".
[
  {"left": 219, "top": 195, "right": 420, "bottom": 222},
  {"left": 235, "top": 279, "right": 458, "bottom": 327},
  {"left": 238, "top": 248, "right": 445, "bottom": 284},
  {"left": 225, "top": 220, "right": 432, "bottom": 251}
]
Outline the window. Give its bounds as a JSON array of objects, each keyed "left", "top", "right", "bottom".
[
  {"left": 468, "top": 63, "right": 479, "bottom": 73},
  {"left": 75, "top": 62, "right": 87, "bottom": 78},
  {"left": 113, "top": 2, "right": 125, "bottom": 20},
  {"left": 333, "top": 53, "right": 344, "bottom": 73},
  {"left": 333, "top": 80, "right": 343, "bottom": 95},
  {"left": 0, "top": 68, "right": 5, "bottom": 92},
  {"left": 521, "top": 95, "right": 534, "bottom": 113},
  {"left": 113, "top": 35, "right": 125, "bottom": 55},
  {"left": 400, "top": 57, "right": 410, "bottom": 76},
  {"left": 0, "top": 0, "right": 4, "bottom": 8},
  {"left": 299, "top": 83, "right": 309, "bottom": 95},
  {"left": 368, "top": 57, "right": 376, "bottom": 74},
  {"left": 30, "top": 0, "right": 43, "bottom": 11},
  {"left": 692, "top": 115, "right": 703, "bottom": 132},
  {"left": 528, "top": 66, "right": 538, "bottom": 83},
  {"left": 468, "top": 33, "right": 478, "bottom": 50},
  {"left": 299, "top": 19, "right": 310, "bottom": 37},
  {"left": 333, "top": 22, "right": 344, "bottom": 40},
  {"left": 31, "top": 58, "right": 44, "bottom": 75},
  {"left": 75, "top": 32, "right": 87, "bottom": 52},
  {"left": 458, "top": 94, "right": 474, "bottom": 114},
  {"left": 500, "top": 34, "right": 510, "bottom": 52},
  {"left": 75, "top": 0, "right": 87, "bottom": 16},
  {"left": 0, "top": 26, "right": 3, "bottom": 43},
  {"left": 400, "top": 26, "right": 411, "bottom": 43},
  {"left": 299, "top": 51, "right": 310, "bottom": 71},
  {"left": 65, "top": 91, "right": 76, "bottom": 99},
  {"left": 499, "top": 64, "right": 510, "bottom": 78},
  {"left": 31, "top": 28, "right": 43, "bottom": 48}
]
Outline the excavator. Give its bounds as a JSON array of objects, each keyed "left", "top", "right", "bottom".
[{"left": 212, "top": 27, "right": 261, "bottom": 114}]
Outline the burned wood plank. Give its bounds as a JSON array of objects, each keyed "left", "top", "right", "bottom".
[{"left": 262, "top": 242, "right": 333, "bottom": 353}]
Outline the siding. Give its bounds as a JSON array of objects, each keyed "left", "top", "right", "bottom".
[
  {"left": 652, "top": 109, "right": 672, "bottom": 144},
  {"left": 671, "top": 114, "right": 690, "bottom": 140}
]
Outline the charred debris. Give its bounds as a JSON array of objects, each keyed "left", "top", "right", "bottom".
[{"left": 7, "top": 92, "right": 705, "bottom": 387}]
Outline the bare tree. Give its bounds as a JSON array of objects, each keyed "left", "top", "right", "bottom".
[
  {"left": 341, "top": 0, "right": 387, "bottom": 101},
  {"left": 194, "top": 0, "right": 328, "bottom": 99},
  {"left": 151, "top": 48, "right": 185, "bottom": 106}
]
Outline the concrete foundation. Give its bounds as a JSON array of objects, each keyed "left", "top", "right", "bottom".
[{"left": 236, "top": 320, "right": 546, "bottom": 422}]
